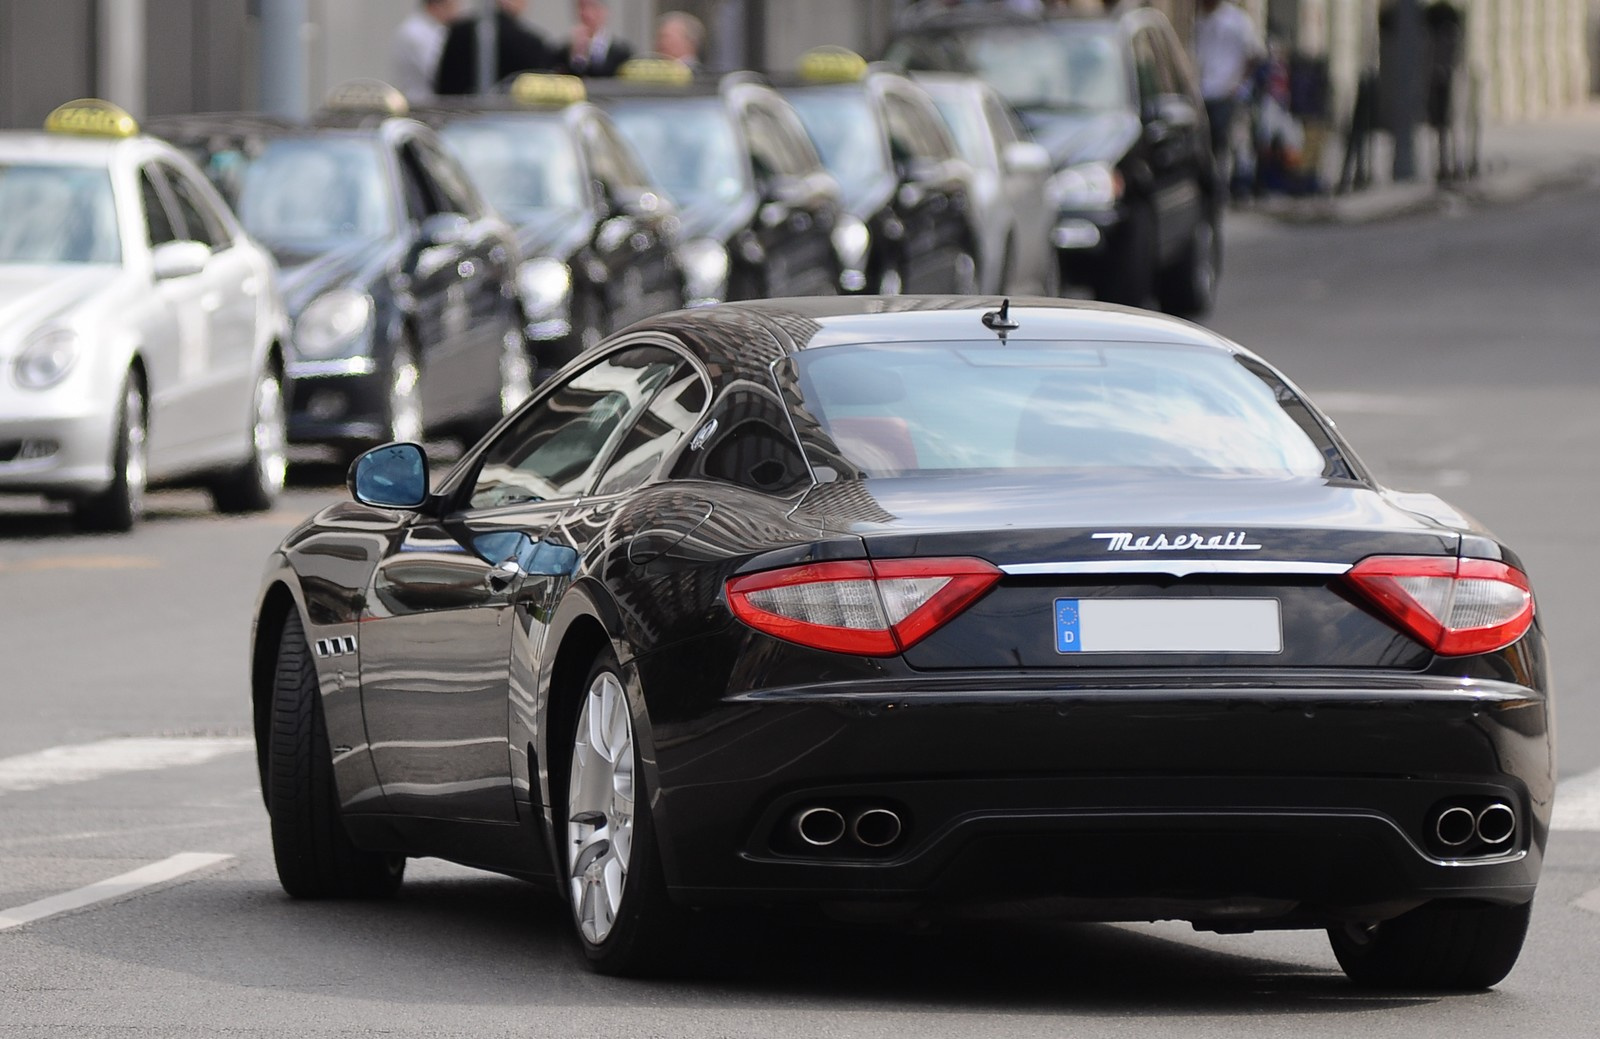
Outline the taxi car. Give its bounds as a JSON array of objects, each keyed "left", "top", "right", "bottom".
[
  {"left": 251, "top": 296, "right": 1550, "bottom": 989},
  {"left": 888, "top": 5, "right": 1221, "bottom": 315},
  {"left": 0, "top": 100, "right": 288, "bottom": 531},
  {"left": 149, "top": 82, "right": 526, "bottom": 460},
  {"left": 417, "top": 74, "right": 686, "bottom": 382},
  {"left": 587, "top": 60, "right": 843, "bottom": 304},
  {"left": 776, "top": 49, "right": 979, "bottom": 295}
]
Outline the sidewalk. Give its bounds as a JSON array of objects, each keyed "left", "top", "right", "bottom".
[{"left": 1243, "top": 101, "right": 1600, "bottom": 225}]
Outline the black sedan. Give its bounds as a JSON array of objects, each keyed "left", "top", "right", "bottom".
[
  {"left": 252, "top": 297, "right": 1550, "bottom": 987},
  {"left": 417, "top": 75, "right": 687, "bottom": 381},
  {"left": 150, "top": 87, "right": 526, "bottom": 458},
  {"left": 887, "top": 6, "right": 1221, "bottom": 315}
]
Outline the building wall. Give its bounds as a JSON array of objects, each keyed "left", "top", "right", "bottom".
[{"left": 0, "top": 0, "right": 96, "bottom": 130}]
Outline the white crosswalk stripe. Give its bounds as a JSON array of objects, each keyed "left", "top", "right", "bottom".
[{"left": 0, "top": 737, "right": 252, "bottom": 797}]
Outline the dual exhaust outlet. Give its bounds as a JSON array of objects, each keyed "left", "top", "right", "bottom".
[
  {"left": 1433, "top": 802, "right": 1516, "bottom": 849},
  {"left": 793, "top": 805, "right": 903, "bottom": 849}
]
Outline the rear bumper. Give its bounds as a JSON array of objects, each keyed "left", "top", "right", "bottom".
[{"left": 640, "top": 665, "right": 1552, "bottom": 925}]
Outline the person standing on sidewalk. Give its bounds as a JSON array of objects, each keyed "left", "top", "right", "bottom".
[
  {"left": 393, "top": 0, "right": 460, "bottom": 103},
  {"left": 1195, "top": 0, "right": 1265, "bottom": 186},
  {"left": 435, "top": 0, "right": 551, "bottom": 96},
  {"left": 553, "top": 0, "right": 633, "bottom": 77}
]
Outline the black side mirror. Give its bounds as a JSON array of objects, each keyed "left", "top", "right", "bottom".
[{"left": 349, "top": 442, "right": 430, "bottom": 509}]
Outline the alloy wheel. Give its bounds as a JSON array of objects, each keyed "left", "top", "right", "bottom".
[
  {"left": 254, "top": 372, "right": 288, "bottom": 497},
  {"left": 124, "top": 382, "right": 148, "bottom": 521},
  {"left": 566, "top": 670, "right": 636, "bottom": 945}
]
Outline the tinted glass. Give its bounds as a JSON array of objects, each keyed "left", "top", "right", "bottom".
[
  {"left": 792, "top": 342, "right": 1338, "bottom": 477},
  {"left": 0, "top": 164, "right": 120, "bottom": 264},
  {"left": 930, "top": 94, "right": 990, "bottom": 167},
  {"left": 236, "top": 137, "right": 394, "bottom": 246},
  {"left": 609, "top": 99, "right": 746, "bottom": 206},
  {"left": 163, "top": 166, "right": 223, "bottom": 247},
  {"left": 890, "top": 24, "right": 1130, "bottom": 112},
  {"left": 593, "top": 368, "right": 709, "bottom": 495},
  {"left": 469, "top": 346, "right": 681, "bottom": 509},
  {"left": 140, "top": 168, "right": 179, "bottom": 246},
  {"left": 785, "top": 91, "right": 889, "bottom": 191},
  {"left": 440, "top": 118, "right": 586, "bottom": 217}
]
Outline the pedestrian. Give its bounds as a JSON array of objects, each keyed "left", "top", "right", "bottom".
[
  {"left": 434, "top": 0, "right": 551, "bottom": 96},
  {"left": 652, "top": 12, "right": 705, "bottom": 70},
  {"left": 552, "top": 0, "right": 633, "bottom": 78},
  {"left": 1194, "top": 0, "right": 1265, "bottom": 187},
  {"left": 392, "top": 0, "right": 460, "bottom": 103}
]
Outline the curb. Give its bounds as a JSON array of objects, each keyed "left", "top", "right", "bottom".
[{"left": 1244, "top": 161, "right": 1599, "bottom": 226}]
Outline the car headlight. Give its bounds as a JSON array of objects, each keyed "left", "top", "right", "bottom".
[
  {"left": 517, "top": 258, "right": 572, "bottom": 320},
  {"left": 14, "top": 327, "right": 80, "bottom": 390},
  {"left": 830, "top": 215, "right": 871, "bottom": 272},
  {"left": 1044, "top": 162, "right": 1124, "bottom": 210},
  {"left": 295, "top": 290, "right": 373, "bottom": 359},
  {"left": 678, "top": 237, "right": 730, "bottom": 306}
]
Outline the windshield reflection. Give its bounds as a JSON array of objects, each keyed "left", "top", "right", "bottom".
[
  {"left": 609, "top": 100, "right": 745, "bottom": 207},
  {"left": 438, "top": 118, "right": 586, "bottom": 219}
]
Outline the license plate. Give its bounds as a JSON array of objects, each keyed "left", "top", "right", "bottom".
[{"left": 1054, "top": 598, "right": 1282, "bottom": 654}]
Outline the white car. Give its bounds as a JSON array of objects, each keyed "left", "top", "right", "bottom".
[{"left": 0, "top": 100, "right": 289, "bottom": 531}]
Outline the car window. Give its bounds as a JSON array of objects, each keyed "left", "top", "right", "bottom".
[
  {"left": 891, "top": 25, "right": 1131, "bottom": 113},
  {"left": 583, "top": 116, "right": 651, "bottom": 196},
  {"left": 930, "top": 94, "right": 990, "bottom": 168},
  {"left": 592, "top": 368, "right": 710, "bottom": 495},
  {"left": 670, "top": 379, "right": 810, "bottom": 496},
  {"left": 790, "top": 341, "right": 1342, "bottom": 478},
  {"left": 162, "top": 164, "right": 226, "bottom": 248},
  {"left": 786, "top": 90, "right": 890, "bottom": 190},
  {"left": 743, "top": 100, "right": 811, "bottom": 181},
  {"left": 415, "top": 136, "right": 480, "bottom": 217},
  {"left": 0, "top": 163, "right": 120, "bottom": 264},
  {"left": 1132, "top": 30, "right": 1168, "bottom": 106},
  {"left": 982, "top": 92, "right": 1024, "bottom": 147},
  {"left": 609, "top": 98, "right": 747, "bottom": 207},
  {"left": 467, "top": 345, "right": 682, "bottom": 510},
  {"left": 883, "top": 91, "right": 932, "bottom": 164},
  {"left": 440, "top": 117, "right": 586, "bottom": 216},
  {"left": 237, "top": 137, "right": 395, "bottom": 245},
  {"left": 140, "top": 166, "right": 180, "bottom": 247}
]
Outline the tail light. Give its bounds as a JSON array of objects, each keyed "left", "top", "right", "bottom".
[
  {"left": 1344, "top": 556, "right": 1534, "bottom": 656},
  {"left": 725, "top": 557, "right": 1002, "bottom": 656}
]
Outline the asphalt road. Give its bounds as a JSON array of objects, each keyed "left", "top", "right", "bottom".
[{"left": 3, "top": 189, "right": 1600, "bottom": 1037}]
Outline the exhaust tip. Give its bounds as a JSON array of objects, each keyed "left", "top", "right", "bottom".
[
  {"left": 794, "top": 806, "right": 846, "bottom": 847},
  {"left": 1476, "top": 803, "right": 1516, "bottom": 845},
  {"left": 851, "top": 807, "right": 903, "bottom": 848},
  {"left": 1434, "top": 805, "right": 1477, "bottom": 847}
]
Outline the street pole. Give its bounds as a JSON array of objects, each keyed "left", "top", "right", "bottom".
[
  {"left": 258, "top": 0, "right": 308, "bottom": 119},
  {"left": 476, "top": 0, "right": 498, "bottom": 95},
  {"left": 97, "top": 0, "right": 146, "bottom": 118},
  {"left": 1391, "top": 0, "right": 1421, "bottom": 182}
]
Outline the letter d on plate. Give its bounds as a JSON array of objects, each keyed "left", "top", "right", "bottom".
[{"left": 1055, "top": 598, "right": 1081, "bottom": 653}]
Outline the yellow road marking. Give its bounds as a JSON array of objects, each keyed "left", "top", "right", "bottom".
[{"left": 0, "top": 555, "right": 160, "bottom": 574}]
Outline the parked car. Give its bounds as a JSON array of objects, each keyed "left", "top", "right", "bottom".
[
  {"left": 0, "top": 100, "right": 288, "bottom": 530},
  {"left": 887, "top": 5, "right": 1222, "bottom": 315},
  {"left": 913, "top": 71, "right": 1057, "bottom": 295},
  {"left": 150, "top": 81, "right": 527, "bottom": 460},
  {"left": 776, "top": 49, "right": 980, "bottom": 295},
  {"left": 417, "top": 74, "right": 687, "bottom": 382},
  {"left": 588, "top": 61, "right": 843, "bottom": 304},
  {"left": 252, "top": 296, "right": 1549, "bottom": 988}
]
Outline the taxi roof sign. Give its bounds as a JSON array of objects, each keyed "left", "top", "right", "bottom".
[
  {"left": 45, "top": 99, "right": 139, "bottom": 138},
  {"left": 616, "top": 57, "right": 695, "bottom": 86},
  {"left": 509, "top": 73, "right": 587, "bottom": 108},
  {"left": 322, "top": 79, "right": 409, "bottom": 117},
  {"left": 799, "top": 47, "right": 868, "bottom": 84}
]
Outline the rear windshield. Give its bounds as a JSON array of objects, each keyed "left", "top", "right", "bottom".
[
  {"left": 0, "top": 163, "right": 120, "bottom": 264},
  {"left": 791, "top": 341, "right": 1341, "bottom": 478}
]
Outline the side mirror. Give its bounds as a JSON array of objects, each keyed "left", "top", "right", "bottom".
[
  {"left": 151, "top": 240, "right": 211, "bottom": 280},
  {"left": 348, "top": 442, "right": 430, "bottom": 509},
  {"left": 1001, "top": 140, "right": 1051, "bottom": 176},
  {"left": 418, "top": 212, "right": 471, "bottom": 246}
]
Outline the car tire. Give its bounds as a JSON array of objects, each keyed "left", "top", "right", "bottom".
[
  {"left": 1155, "top": 211, "right": 1221, "bottom": 318},
  {"left": 266, "top": 611, "right": 405, "bottom": 899},
  {"left": 1093, "top": 202, "right": 1155, "bottom": 308},
  {"left": 211, "top": 366, "right": 287, "bottom": 514},
  {"left": 1327, "top": 900, "right": 1532, "bottom": 990},
  {"left": 561, "top": 649, "right": 680, "bottom": 976},
  {"left": 74, "top": 372, "right": 147, "bottom": 533}
]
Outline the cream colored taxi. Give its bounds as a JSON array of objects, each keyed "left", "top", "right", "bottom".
[{"left": 0, "top": 100, "right": 288, "bottom": 530}]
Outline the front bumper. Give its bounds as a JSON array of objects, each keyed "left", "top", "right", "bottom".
[
  {"left": 638, "top": 663, "right": 1552, "bottom": 926},
  {"left": 284, "top": 360, "right": 389, "bottom": 446},
  {"left": 0, "top": 408, "right": 117, "bottom": 497},
  {"left": 1051, "top": 206, "right": 1123, "bottom": 285}
]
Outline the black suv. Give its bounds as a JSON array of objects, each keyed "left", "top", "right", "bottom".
[{"left": 887, "top": 4, "right": 1220, "bottom": 315}]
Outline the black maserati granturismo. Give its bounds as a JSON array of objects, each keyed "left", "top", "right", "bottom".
[{"left": 251, "top": 296, "right": 1551, "bottom": 985}]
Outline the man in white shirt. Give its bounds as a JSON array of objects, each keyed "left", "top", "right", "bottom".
[
  {"left": 393, "top": 0, "right": 460, "bottom": 103},
  {"left": 1194, "top": 0, "right": 1265, "bottom": 172}
]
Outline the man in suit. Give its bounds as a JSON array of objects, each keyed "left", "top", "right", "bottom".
[
  {"left": 392, "top": 0, "right": 459, "bottom": 102},
  {"left": 434, "top": 0, "right": 550, "bottom": 96},
  {"left": 552, "top": 0, "right": 633, "bottom": 78}
]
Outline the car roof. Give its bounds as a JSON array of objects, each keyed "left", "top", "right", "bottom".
[{"left": 645, "top": 296, "right": 1237, "bottom": 357}]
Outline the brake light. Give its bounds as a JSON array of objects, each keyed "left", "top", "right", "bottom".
[
  {"left": 725, "top": 557, "right": 1002, "bottom": 656},
  {"left": 1344, "top": 556, "right": 1533, "bottom": 656}
]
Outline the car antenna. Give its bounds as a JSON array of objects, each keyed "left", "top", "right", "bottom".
[{"left": 981, "top": 298, "right": 1019, "bottom": 338}]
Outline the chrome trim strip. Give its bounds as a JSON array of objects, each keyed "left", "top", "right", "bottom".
[
  {"left": 1000, "top": 560, "right": 1353, "bottom": 578},
  {"left": 287, "top": 357, "right": 378, "bottom": 378}
]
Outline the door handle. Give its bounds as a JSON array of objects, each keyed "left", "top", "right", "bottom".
[{"left": 485, "top": 559, "right": 524, "bottom": 592}]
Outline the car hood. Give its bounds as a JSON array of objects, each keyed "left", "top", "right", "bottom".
[
  {"left": 1018, "top": 109, "right": 1141, "bottom": 168},
  {"left": 271, "top": 239, "right": 401, "bottom": 315},
  {"left": 0, "top": 265, "right": 124, "bottom": 336},
  {"left": 510, "top": 208, "right": 590, "bottom": 264}
]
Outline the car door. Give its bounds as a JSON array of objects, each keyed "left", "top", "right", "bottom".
[
  {"left": 740, "top": 96, "right": 838, "bottom": 298},
  {"left": 161, "top": 160, "right": 260, "bottom": 460},
  {"left": 359, "top": 343, "right": 686, "bottom": 823},
  {"left": 880, "top": 83, "right": 972, "bottom": 293},
  {"left": 136, "top": 163, "right": 211, "bottom": 473},
  {"left": 1133, "top": 24, "right": 1203, "bottom": 263},
  {"left": 579, "top": 113, "right": 684, "bottom": 326}
]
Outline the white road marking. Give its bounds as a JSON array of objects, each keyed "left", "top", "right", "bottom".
[
  {"left": 1553, "top": 767, "right": 1600, "bottom": 832},
  {"left": 0, "top": 852, "right": 232, "bottom": 932},
  {"left": 0, "top": 737, "right": 252, "bottom": 797}
]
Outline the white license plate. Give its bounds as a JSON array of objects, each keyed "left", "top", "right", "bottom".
[{"left": 1054, "top": 598, "right": 1282, "bottom": 654}]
